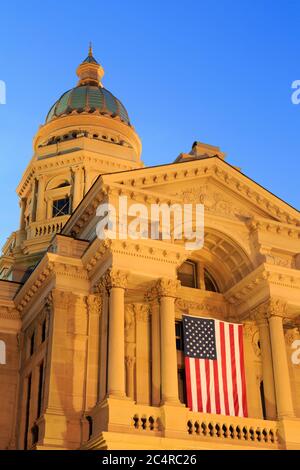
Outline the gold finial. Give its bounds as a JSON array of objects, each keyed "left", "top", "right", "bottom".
[{"left": 89, "top": 42, "right": 93, "bottom": 57}]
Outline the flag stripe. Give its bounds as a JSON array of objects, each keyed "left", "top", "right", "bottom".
[
  {"left": 190, "top": 358, "right": 198, "bottom": 412},
  {"left": 229, "top": 324, "right": 239, "bottom": 416},
  {"left": 185, "top": 356, "right": 192, "bottom": 411},
  {"left": 234, "top": 324, "right": 243, "bottom": 416},
  {"left": 220, "top": 321, "right": 230, "bottom": 415},
  {"left": 238, "top": 324, "right": 248, "bottom": 417},
  {"left": 205, "top": 359, "right": 211, "bottom": 413},
  {"left": 195, "top": 359, "right": 203, "bottom": 412},
  {"left": 200, "top": 359, "right": 207, "bottom": 412}
]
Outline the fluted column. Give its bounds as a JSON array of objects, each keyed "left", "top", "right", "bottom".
[
  {"left": 146, "top": 289, "right": 161, "bottom": 406},
  {"left": 106, "top": 269, "right": 128, "bottom": 399},
  {"left": 266, "top": 299, "right": 295, "bottom": 418},
  {"left": 156, "top": 278, "right": 181, "bottom": 405},
  {"left": 72, "top": 166, "right": 83, "bottom": 209},
  {"left": 253, "top": 306, "right": 277, "bottom": 419},
  {"left": 36, "top": 175, "right": 46, "bottom": 221}
]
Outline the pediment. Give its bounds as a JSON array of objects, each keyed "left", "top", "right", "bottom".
[{"left": 104, "top": 157, "right": 299, "bottom": 226}]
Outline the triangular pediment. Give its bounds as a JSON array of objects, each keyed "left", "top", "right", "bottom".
[{"left": 102, "top": 156, "right": 299, "bottom": 226}]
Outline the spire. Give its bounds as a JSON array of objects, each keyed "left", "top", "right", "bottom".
[
  {"left": 76, "top": 45, "right": 104, "bottom": 87},
  {"left": 88, "top": 41, "right": 93, "bottom": 57}
]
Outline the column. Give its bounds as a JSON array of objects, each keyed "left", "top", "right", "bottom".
[
  {"left": 267, "top": 298, "right": 295, "bottom": 418},
  {"left": 106, "top": 269, "right": 128, "bottom": 398},
  {"left": 135, "top": 304, "right": 151, "bottom": 404},
  {"left": 19, "top": 198, "right": 27, "bottom": 230},
  {"left": 156, "top": 278, "right": 181, "bottom": 405},
  {"left": 36, "top": 175, "right": 46, "bottom": 221},
  {"left": 148, "top": 295, "right": 161, "bottom": 406},
  {"left": 72, "top": 166, "right": 83, "bottom": 209},
  {"left": 254, "top": 306, "right": 277, "bottom": 420}
]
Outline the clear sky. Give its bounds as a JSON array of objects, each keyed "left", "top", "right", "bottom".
[{"left": 0, "top": 0, "right": 299, "bottom": 248}]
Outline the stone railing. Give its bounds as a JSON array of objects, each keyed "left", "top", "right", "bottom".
[
  {"left": 131, "top": 406, "right": 162, "bottom": 436},
  {"left": 129, "top": 406, "right": 280, "bottom": 448},
  {"left": 186, "top": 411, "right": 279, "bottom": 448},
  {"left": 26, "top": 216, "right": 69, "bottom": 239}
]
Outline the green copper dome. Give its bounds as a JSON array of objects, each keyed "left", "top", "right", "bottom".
[
  {"left": 45, "top": 46, "right": 130, "bottom": 125},
  {"left": 45, "top": 85, "right": 130, "bottom": 125}
]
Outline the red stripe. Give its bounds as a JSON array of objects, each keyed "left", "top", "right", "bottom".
[
  {"left": 239, "top": 324, "right": 248, "bottom": 417},
  {"left": 213, "top": 358, "right": 220, "bottom": 414},
  {"left": 195, "top": 358, "right": 203, "bottom": 412},
  {"left": 185, "top": 357, "right": 193, "bottom": 411},
  {"left": 229, "top": 324, "right": 239, "bottom": 416},
  {"left": 220, "top": 322, "right": 229, "bottom": 415},
  {"left": 205, "top": 359, "right": 211, "bottom": 413}
]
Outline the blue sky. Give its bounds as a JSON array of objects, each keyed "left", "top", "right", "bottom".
[{"left": 0, "top": 0, "right": 299, "bottom": 248}]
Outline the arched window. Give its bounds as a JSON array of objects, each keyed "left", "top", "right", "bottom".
[
  {"left": 0, "top": 340, "right": 6, "bottom": 364},
  {"left": 177, "top": 260, "right": 197, "bottom": 288},
  {"left": 204, "top": 268, "right": 220, "bottom": 293}
]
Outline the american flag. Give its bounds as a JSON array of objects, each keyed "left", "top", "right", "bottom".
[{"left": 182, "top": 315, "right": 248, "bottom": 417}]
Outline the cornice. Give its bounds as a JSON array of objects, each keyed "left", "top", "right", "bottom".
[
  {"left": 83, "top": 238, "right": 188, "bottom": 280},
  {"left": 247, "top": 217, "right": 300, "bottom": 240},
  {"left": 14, "top": 253, "right": 88, "bottom": 314},
  {"left": 225, "top": 263, "right": 300, "bottom": 305}
]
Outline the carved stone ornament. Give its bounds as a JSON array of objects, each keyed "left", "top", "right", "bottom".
[
  {"left": 87, "top": 294, "right": 102, "bottom": 316},
  {"left": 104, "top": 268, "right": 128, "bottom": 289},
  {"left": 133, "top": 303, "right": 150, "bottom": 322},
  {"left": 243, "top": 322, "right": 261, "bottom": 358},
  {"left": 253, "top": 298, "right": 287, "bottom": 321},
  {"left": 284, "top": 328, "right": 300, "bottom": 346},
  {"left": 155, "top": 278, "right": 180, "bottom": 298},
  {"left": 125, "top": 304, "right": 135, "bottom": 335}
]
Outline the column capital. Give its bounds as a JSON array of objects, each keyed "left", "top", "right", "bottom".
[
  {"left": 156, "top": 278, "right": 180, "bottom": 298},
  {"left": 101, "top": 268, "right": 129, "bottom": 290},
  {"left": 254, "top": 298, "right": 287, "bottom": 322},
  {"left": 134, "top": 303, "right": 150, "bottom": 323},
  {"left": 87, "top": 294, "right": 102, "bottom": 316},
  {"left": 252, "top": 303, "right": 269, "bottom": 325}
]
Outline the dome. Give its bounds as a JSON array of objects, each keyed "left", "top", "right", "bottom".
[
  {"left": 45, "top": 45, "right": 130, "bottom": 126},
  {"left": 46, "top": 85, "right": 130, "bottom": 125}
]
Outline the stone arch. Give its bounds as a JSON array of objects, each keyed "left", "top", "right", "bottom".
[
  {"left": 193, "top": 228, "right": 253, "bottom": 292},
  {"left": 0, "top": 340, "right": 6, "bottom": 364},
  {"left": 46, "top": 175, "right": 71, "bottom": 191}
]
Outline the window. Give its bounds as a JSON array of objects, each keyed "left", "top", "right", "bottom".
[
  {"left": 24, "top": 374, "right": 32, "bottom": 450},
  {"left": 52, "top": 197, "right": 70, "bottom": 217},
  {"left": 0, "top": 340, "right": 6, "bottom": 364},
  {"left": 31, "top": 424, "right": 39, "bottom": 446},
  {"left": 37, "top": 362, "right": 44, "bottom": 418},
  {"left": 204, "top": 268, "right": 220, "bottom": 293},
  {"left": 178, "top": 368, "right": 187, "bottom": 405},
  {"left": 175, "top": 321, "right": 184, "bottom": 351},
  {"left": 260, "top": 381, "right": 267, "bottom": 420},
  {"left": 177, "top": 260, "right": 197, "bottom": 288},
  {"left": 29, "top": 332, "right": 35, "bottom": 356},
  {"left": 41, "top": 319, "right": 47, "bottom": 343},
  {"left": 86, "top": 416, "right": 93, "bottom": 440}
]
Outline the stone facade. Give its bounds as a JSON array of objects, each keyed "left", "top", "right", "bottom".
[{"left": 0, "top": 50, "right": 300, "bottom": 450}]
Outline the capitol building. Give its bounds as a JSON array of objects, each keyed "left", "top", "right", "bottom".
[{"left": 0, "top": 47, "right": 299, "bottom": 450}]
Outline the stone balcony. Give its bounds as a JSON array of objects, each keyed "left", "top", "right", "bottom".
[{"left": 81, "top": 399, "right": 284, "bottom": 450}]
